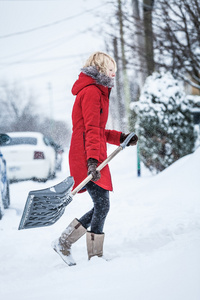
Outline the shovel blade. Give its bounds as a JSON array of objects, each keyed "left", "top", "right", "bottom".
[{"left": 18, "top": 176, "right": 74, "bottom": 230}]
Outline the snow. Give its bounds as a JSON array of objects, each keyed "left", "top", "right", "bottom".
[{"left": 0, "top": 145, "right": 200, "bottom": 300}]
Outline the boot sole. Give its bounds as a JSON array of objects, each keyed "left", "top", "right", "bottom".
[{"left": 51, "top": 240, "right": 76, "bottom": 266}]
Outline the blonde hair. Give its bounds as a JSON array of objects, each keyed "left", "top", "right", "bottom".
[{"left": 83, "top": 51, "right": 117, "bottom": 74}]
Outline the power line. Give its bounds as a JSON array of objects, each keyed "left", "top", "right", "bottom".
[
  {"left": 0, "top": 4, "right": 106, "bottom": 39},
  {"left": 5, "top": 54, "right": 87, "bottom": 81},
  {"left": 0, "top": 52, "right": 91, "bottom": 66},
  {"left": 0, "top": 33, "right": 70, "bottom": 60},
  {"left": 0, "top": 23, "right": 100, "bottom": 62}
]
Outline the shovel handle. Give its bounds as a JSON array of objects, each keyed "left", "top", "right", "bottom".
[{"left": 71, "top": 132, "right": 136, "bottom": 196}]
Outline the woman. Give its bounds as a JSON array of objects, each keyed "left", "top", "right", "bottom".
[{"left": 52, "top": 52, "right": 138, "bottom": 266}]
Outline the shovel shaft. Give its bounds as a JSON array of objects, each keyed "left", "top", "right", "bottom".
[{"left": 71, "top": 145, "right": 123, "bottom": 196}]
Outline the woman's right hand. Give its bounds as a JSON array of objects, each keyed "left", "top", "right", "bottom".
[{"left": 87, "top": 158, "right": 101, "bottom": 181}]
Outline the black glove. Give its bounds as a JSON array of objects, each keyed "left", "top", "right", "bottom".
[
  {"left": 120, "top": 133, "right": 138, "bottom": 146},
  {"left": 87, "top": 158, "right": 101, "bottom": 182}
]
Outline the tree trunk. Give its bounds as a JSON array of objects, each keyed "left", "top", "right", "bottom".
[
  {"left": 143, "top": 0, "right": 155, "bottom": 76},
  {"left": 132, "top": 0, "right": 147, "bottom": 86}
]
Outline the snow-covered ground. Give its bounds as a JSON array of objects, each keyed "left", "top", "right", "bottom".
[{"left": 1, "top": 145, "right": 200, "bottom": 300}]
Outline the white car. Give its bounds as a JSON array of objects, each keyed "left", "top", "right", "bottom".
[{"left": 1, "top": 132, "right": 57, "bottom": 182}]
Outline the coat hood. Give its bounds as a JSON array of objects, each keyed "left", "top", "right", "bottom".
[{"left": 71, "top": 66, "right": 114, "bottom": 96}]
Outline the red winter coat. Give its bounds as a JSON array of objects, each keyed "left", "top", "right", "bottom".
[{"left": 69, "top": 67, "right": 122, "bottom": 193}]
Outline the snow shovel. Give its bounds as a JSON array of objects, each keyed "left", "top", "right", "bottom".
[{"left": 18, "top": 132, "right": 136, "bottom": 230}]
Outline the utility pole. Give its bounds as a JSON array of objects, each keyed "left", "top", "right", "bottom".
[
  {"left": 113, "top": 37, "right": 126, "bottom": 131},
  {"left": 137, "top": 143, "right": 141, "bottom": 177},
  {"left": 118, "top": 0, "right": 131, "bottom": 129}
]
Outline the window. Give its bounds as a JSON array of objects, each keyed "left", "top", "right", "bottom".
[{"left": 1, "top": 137, "right": 37, "bottom": 146}]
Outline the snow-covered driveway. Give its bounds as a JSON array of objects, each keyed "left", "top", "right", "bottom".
[{"left": 1, "top": 146, "right": 200, "bottom": 300}]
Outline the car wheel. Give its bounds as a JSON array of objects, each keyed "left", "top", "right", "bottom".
[
  {"left": 0, "top": 205, "right": 3, "bottom": 220},
  {"left": 0, "top": 193, "right": 4, "bottom": 220},
  {"left": 36, "top": 168, "right": 51, "bottom": 182},
  {"left": 3, "top": 181, "right": 10, "bottom": 209},
  {"left": 56, "top": 163, "right": 62, "bottom": 171},
  {"left": 38, "top": 178, "right": 48, "bottom": 183},
  {"left": 49, "top": 171, "right": 56, "bottom": 179},
  {"left": 47, "top": 165, "right": 56, "bottom": 180}
]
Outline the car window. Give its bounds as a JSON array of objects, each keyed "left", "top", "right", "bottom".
[
  {"left": 1, "top": 137, "right": 37, "bottom": 146},
  {"left": 43, "top": 137, "right": 50, "bottom": 146}
]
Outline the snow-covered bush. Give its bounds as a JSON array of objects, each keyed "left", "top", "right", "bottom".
[{"left": 130, "top": 72, "right": 197, "bottom": 173}]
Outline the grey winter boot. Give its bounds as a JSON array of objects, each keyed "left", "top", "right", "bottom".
[
  {"left": 52, "top": 218, "right": 86, "bottom": 266},
  {"left": 86, "top": 231, "right": 105, "bottom": 260}
]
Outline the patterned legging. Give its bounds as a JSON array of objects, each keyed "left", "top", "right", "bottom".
[{"left": 78, "top": 181, "right": 110, "bottom": 234}]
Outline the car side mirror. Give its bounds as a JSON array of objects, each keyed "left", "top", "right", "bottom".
[{"left": 0, "top": 134, "right": 11, "bottom": 146}]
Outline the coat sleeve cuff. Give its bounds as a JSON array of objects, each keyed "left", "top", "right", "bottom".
[{"left": 105, "top": 130, "right": 122, "bottom": 146}]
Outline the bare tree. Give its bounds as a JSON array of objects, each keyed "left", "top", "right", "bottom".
[
  {"left": 110, "top": 0, "right": 199, "bottom": 93},
  {"left": 39, "top": 117, "right": 71, "bottom": 147},
  {"left": 113, "top": 37, "right": 126, "bottom": 130},
  {"left": 0, "top": 81, "right": 70, "bottom": 146},
  {"left": 0, "top": 81, "right": 37, "bottom": 132},
  {"left": 95, "top": 1, "right": 128, "bottom": 130},
  {"left": 131, "top": 0, "right": 147, "bottom": 86},
  {"left": 153, "top": 0, "right": 200, "bottom": 91}
]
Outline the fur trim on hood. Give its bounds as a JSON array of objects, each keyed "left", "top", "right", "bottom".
[{"left": 81, "top": 66, "right": 114, "bottom": 88}]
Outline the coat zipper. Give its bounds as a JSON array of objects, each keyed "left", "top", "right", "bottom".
[{"left": 83, "top": 132, "right": 86, "bottom": 150}]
